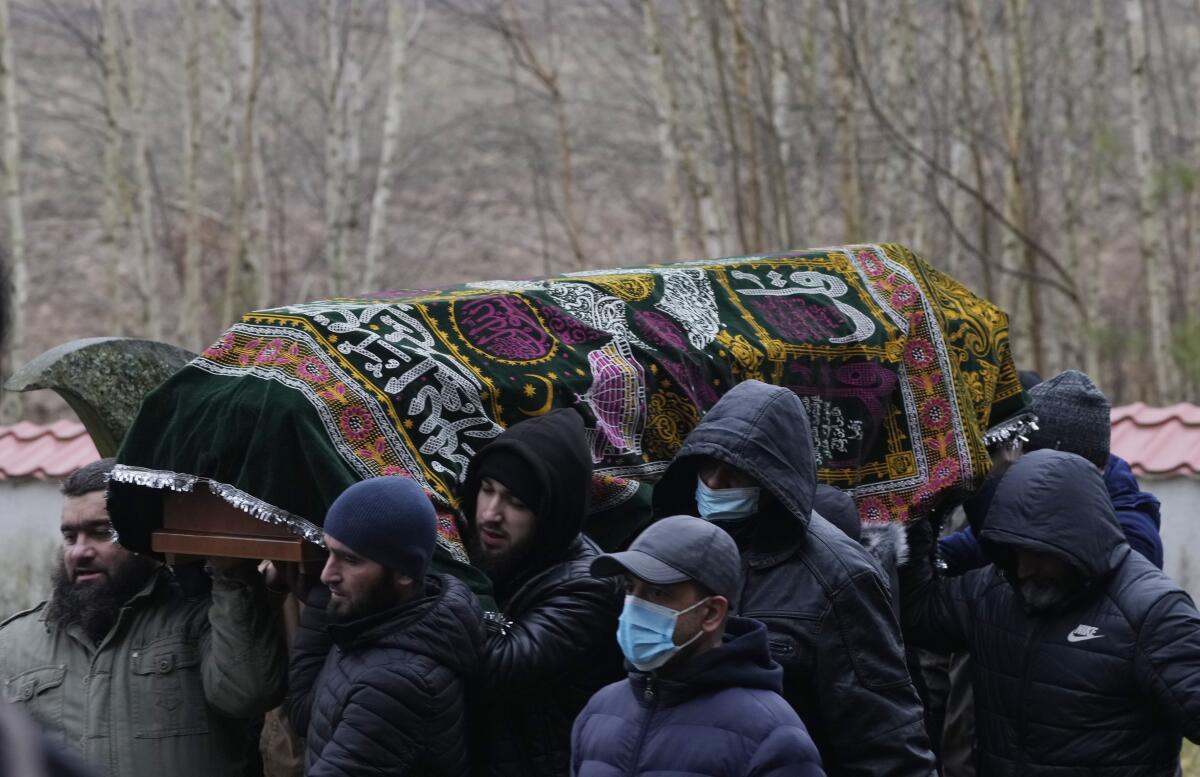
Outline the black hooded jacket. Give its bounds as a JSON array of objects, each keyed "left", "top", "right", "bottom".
[
  {"left": 652, "top": 380, "right": 936, "bottom": 777},
  {"left": 902, "top": 449, "right": 1200, "bottom": 776},
  {"left": 460, "top": 409, "right": 624, "bottom": 777},
  {"left": 284, "top": 574, "right": 485, "bottom": 777}
]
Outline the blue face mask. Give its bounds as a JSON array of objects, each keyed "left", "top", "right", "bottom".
[
  {"left": 695, "top": 476, "right": 761, "bottom": 522},
  {"left": 616, "top": 594, "right": 709, "bottom": 671}
]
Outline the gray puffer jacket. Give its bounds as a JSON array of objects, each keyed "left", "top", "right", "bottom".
[
  {"left": 285, "top": 574, "right": 484, "bottom": 777},
  {"left": 652, "top": 380, "right": 935, "bottom": 777},
  {"left": 902, "top": 449, "right": 1200, "bottom": 776}
]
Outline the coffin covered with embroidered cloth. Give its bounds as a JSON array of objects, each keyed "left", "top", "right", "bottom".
[{"left": 107, "top": 243, "right": 1030, "bottom": 587}]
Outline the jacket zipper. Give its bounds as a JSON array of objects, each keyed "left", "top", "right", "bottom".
[
  {"left": 1015, "top": 618, "right": 1050, "bottom": 772},
  {"left": 628, "top": 675, "right": 658, "bottom": 777}
]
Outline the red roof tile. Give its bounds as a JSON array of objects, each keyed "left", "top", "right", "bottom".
[
  {"left": 0, "top": 421, "right": 100, "bottom": 480},
  {"left": 1111, "top": 402, "right": 1200, "bottom": 478}
]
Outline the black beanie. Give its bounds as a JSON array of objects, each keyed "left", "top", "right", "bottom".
[
  {"left": 323, "top": 476, "right": 437, "bottom": 579},
  {"left": 476, "top": 449, "right": 542, "bottom": 515}
]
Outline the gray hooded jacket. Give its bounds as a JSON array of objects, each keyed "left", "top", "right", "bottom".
[{"left": 653, "top": 380, "right": 936, "bottom": 777}]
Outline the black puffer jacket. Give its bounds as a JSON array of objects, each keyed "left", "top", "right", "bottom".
[
  {"left": 284, "top": 574, "right": 484, "bottom": 777},
  {"left": 461, "top": 409, "right": 624, "bottom": 777},
  {"left": 902, "top": 449, "right": 1200, "bottom": 776},
  {"left": 652, "top": 380, "right": 936, "bottom": 777}
]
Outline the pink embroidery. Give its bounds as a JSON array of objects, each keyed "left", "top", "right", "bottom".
[
  {"left": 339, "top": 406, "right": 374, "bottom": 441},
  {"left": 297, "top": 356, "right": 331, "bottom": 384}
]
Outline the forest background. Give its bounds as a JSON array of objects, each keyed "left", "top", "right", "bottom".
[{"left": 0, "top": 0, "right": 1198, "bottom": 424}]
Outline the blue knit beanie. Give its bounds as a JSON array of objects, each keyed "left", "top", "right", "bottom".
[{"left": 324, "top": 476, "right": 437, "bottom": 579}]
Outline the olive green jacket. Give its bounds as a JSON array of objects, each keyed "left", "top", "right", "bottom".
[{"left": 0, "top": 564, "right": 286, "bottom": 777}]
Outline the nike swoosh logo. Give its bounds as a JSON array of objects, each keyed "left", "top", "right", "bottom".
[{"left": 1067, "top": 633, "right": 1102, "bottom": 643}]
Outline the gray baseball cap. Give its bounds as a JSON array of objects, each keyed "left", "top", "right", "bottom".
[{"left": 590, "top": 515, "right": 743, "bottom": 602}]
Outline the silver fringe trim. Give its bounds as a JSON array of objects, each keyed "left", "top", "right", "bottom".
[
  {"left": 108, "top": 464, "right": 199, "bottom": 493},
  {"left": 983, "top": 412, "right": 1039, "bottom": 451},
  {"left": 108, "top": 464, "right": 326, "bottom": 547}
]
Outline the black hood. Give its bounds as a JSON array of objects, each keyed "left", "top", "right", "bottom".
[
  {"left": 980, "top": 449, "right": 1127, "bottom": 585},
  {"left": 329, "top": 574, "right": 484, "bottom": 677},
  {"left": 813, "top": 484, "right": 862, "bottom": 543},
  {"left": 461, "top": 408, "right": 594, "bottom": 569},
  {"left": 631, "top": 616, "right": 783, "bottom": 705},
  {"left": 653, "top": 380, "right": 816, "bottom": 531}
]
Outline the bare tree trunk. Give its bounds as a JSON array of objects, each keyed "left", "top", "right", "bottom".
[
  {"left": 1190, "top": 0, "right": 1200, "bottom": 328},
  {"left": 497, "top": 0, "right": 586, "bottom": 269},
  {"left": 1080, "top": 0, "right": 1107, "bottom": 380},
  {"left": 642, "top": 0, "right": 693, "bottom": 257},
  {"left": 723, "top": 0, "right": 764, "bottom": 251},
  {"left": 1125, "top": 0, "right": 1177, "bottom": 402},
  {"left": 179, "top": 0, "right": 204, "bottom": 346},
  {"left": 707, "top": 4, "right": 749, "bottom": 252},
  {"left": 685, "top": 1, "right": 729, "bottom": 256},
  {"left": 118, "top": 0, "right": 163, "bottom": 340},
  {"left": 363, "top": 1, "right": 419, "bottom": 290},
  {"left": 765, "top": 0, "right": 794, "bottom": 248},
  {"left": 0, "top": 0, "right": 24, "bottom": 421},
  {"left": 253, "top": 124, "right": 271, "bottom": 306},
  {"left": 1060, "top": 24, "right": 1089, "bottom": 371},
  {"left": 97, "top": 0, "right": 134, "bottom": 333},
  {"left": 878, "top": 0, "right": 916, "bottom": 241},
  {"left": 223, "top": 0, "right": 263, "bottom": 322},
  {"left": 793, "top": 5, "right": 822, "bottom": 240},
  {"left": 833, "top": 0, "right": 863, "bottom": 243},
  {"left": 1001, "top": 0, "right": 1042, "bottom": 375},
  {"left": 335, "top": 55, "right": 363, "bottom": 286},
  {"left": 324, "top": 0, "right": 348, "bottom": 294},
  {"left": 957, "top": 0, "right": 994, "bottom": 299}
]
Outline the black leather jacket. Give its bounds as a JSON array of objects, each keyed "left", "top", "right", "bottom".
[
  {"left": 461, "top": 410, "right": 624, "bottom": 777},
  {"left": 475, "top": 535, "right": 623, "bottom": 777},
  {"left": 653, "top": 380, "right": 936, "bottom": 777}
]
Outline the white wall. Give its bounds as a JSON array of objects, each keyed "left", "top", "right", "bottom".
[
  {"left": 0, "top": 480, "right": 64, "bottom": 620},
  {"left": 1148, "top": 475, "right": 1200, "bottom": 603}
]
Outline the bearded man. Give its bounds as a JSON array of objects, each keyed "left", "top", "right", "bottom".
[
  {"left": 461, "top": 409, "right": 624, "bottom": 777},
  {"left": 284, "top": 476, "right": 484, "bottom": 777},
  {"left": 0, "top": 458, "right": 286, "bottom": 777}
]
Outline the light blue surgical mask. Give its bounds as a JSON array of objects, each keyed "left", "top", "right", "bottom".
[
  {"left": 695, "top": 476, "right": 761, "bottom": 522},
  {"left": 616, "top": 594, "right": 710, "bottom": 671}
]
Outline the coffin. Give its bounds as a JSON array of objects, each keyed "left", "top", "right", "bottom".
[{"left": 107, "top": 243, "right": 1031, "bottom": 592}]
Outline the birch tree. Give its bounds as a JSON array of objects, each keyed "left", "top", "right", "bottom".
[
  {"left": 765, "top": 0, "right": 794, "bottom": 248},
  {"left": 363, "top": 1, "right": 422, "bottom": 291},
  {"left": 0, "top": 0, "right": 23, "bottom": 422},
  {"left": 1001, "top": 0, "right": 1041, "bottom": 374},
  {"left": 324, "top": 0, "right": 353, "bottom": 294},
  {"left": 495, "top": 0, "right": 586, "bottom": 269},
  {"left": 1080, "top": 0, "right": 1107, "bottom": 378},
  {"left": 178, "top": 0, "right": 205, "bottom": 346},
  {"left": 120, "top": 0, "right": 163, "bottom": 341},
  {"left": 722, "top": 0, "right": 763, "bottom": 252},
  {"left": 224, "top": 0, "right": 264, "bottom": 322},
  {"left": 642, "top": 0, "right": 694, "bottom": 258},
  {"left": 832, "top": 0, "right": 863, "bottom": 243},
  {"left": 684, "top": 1, "right": 728, "bottom": 256},
  {"left": 957, "top": 0, "right": 994, "bottom": 300},
  {"left": 96, "top": 0, "right": 136, "bottom": 333},
  {"left": 1125, "top": 0, "right": 1176, "bottom": 402}
]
